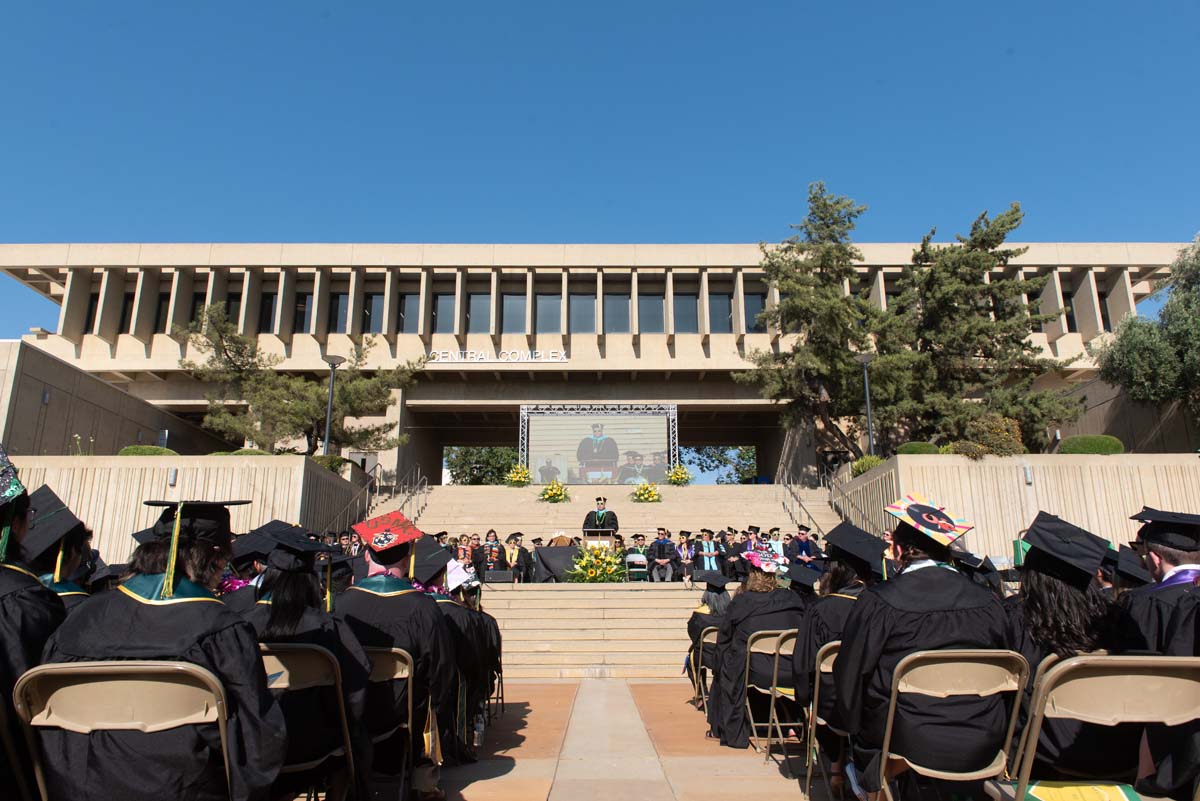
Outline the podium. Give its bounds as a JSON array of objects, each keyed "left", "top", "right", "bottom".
[{"left": 582, "top": 529, "right": 619, "bottom": 549}]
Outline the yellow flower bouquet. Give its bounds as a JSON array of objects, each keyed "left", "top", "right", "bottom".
[
  {"left": 666, "top": 463, "right": 693, "bottom": 486},
  {"left": 631, "top": 482, "right": 662, "bottom": 503},
  {"left": 567, "top": 545, "right": 627, "bottom": 582},
  {"left": 538, "top": 479, "right": 570, "bottom": 503},
  {"left": 504, "top": 464, "right": 531, "bottom": 487}
]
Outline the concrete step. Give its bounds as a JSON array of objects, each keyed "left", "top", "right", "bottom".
[
  {"left": 503, "top": 651, "right": 686, "bottom": 666},
  {"left": 502, "top": 628, "right": 691, "bottom": 642},
  {"left": 498, "top": 616, "right": 694, "bottom": 630},
  {"left": 484, "top": 596, "right": 699, "bottom": 610},
  {"left": 487, "top": 607, "right": 695, "bottom": 620},
  {"left": 504, "top": 639, "right": 689, "bottom": 653},
  {"left": 502, "top": 666, "right": 688, "bottom": 679}
]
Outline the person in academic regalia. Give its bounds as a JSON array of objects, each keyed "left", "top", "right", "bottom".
[
  {"left": 685, "top": 571, "right": 731, "bottom": 687},
  {"left": 0, "top": 446, "right": 67, "bottom": 799},
  {"left": 24, "top": 486, "right": 95, "bottom": 612},
  {"left": 576, "top": 423, "right": 620, "bottom": 481},
  {"left": 221, "top": 526, "right": 278, "bottom": 613},
  {"left": 953, "top": 550, "right": 1005, "bottom": 599},
  {"left": 675, "top": 532, "right": 696, "bottom": 584},
  {"left": 694, "top": 529, "right": 722, "bottom": 574},
  {"left": 582, "top": 496, "right": 619, "bottom": 536},
  {"left": 504, "top": 533, "right": 533, "bottom": 584},
  {"left": 648, "top": 528, "right": 677, "bottom": 582},
  {"left": 1098, "top": 544, "right": 1152, "bottom": 602},
  {"left": 335, "top": 510, "right": 455, "bottom": 801},
  {"left": 472, "top": 529, "right": 508, "bottom": 578},
  {"left": 784, "top": 525, "right": 818, "bottom": 566},
  {"left": 84, "top": 562, "right": 127, "bottom": 594},
  {"left": 706, "top": 550, "right": 807, "bottom": 748},
  {"left": 1005, "top": 512, "right": 1142, "bottom": 782},
  {"left": 833, "top": 495, "right": 1010, "bottom": 797},
  {"left": 241, "top": 525, "right": 371, "bottom": 801},
  {"left": 39, "top": 498, "right": 286, "bottom": 801},
  {"left": 789, "top": 521, "right": 887, "bottom": 797}
]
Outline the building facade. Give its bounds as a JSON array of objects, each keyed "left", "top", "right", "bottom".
[{"left": 0, "top": 243, "right": 1179, "bottom": 483}]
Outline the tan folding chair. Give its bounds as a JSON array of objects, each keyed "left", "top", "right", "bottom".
[
  {"left": 260, "top": 643, "right": 356, "bottom": 784},
  {"left": 763, "top": 629, "right": 805, "bottom": 777},
  {"left": 743, "top": 629, "right": 797, "bottom": 755},
  {"left": 804, "top": 640, "right": 845, "bottom": 801},
  {"left": 691, "top": 626, "right": 719, "bottom": 712},
  {"left": 878, "top": 649, "right": 1029, "bottom": 801},
  {"left": 12, "top": 661, "right": 231, "bottom": 801},
  {"left": 365, "top": 647, "right": 415, "bottom": 781},
  {"left": 986, "top": 654, "right": 1200, "bottom": 801}
]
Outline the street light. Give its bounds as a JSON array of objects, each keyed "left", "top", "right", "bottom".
[
  {"left": 856, "top": 352, "right": 877, "bottom": 457},
  {"left": 322, "top": 355, "right": 347, "bottom": 456}
]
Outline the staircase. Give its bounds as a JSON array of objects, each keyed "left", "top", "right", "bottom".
[
  {"left": 372, "top": 483, "right": 842, "bottom": 539},
  {"left": 485, "top": 583, "right": 699, "bottom": 678}
]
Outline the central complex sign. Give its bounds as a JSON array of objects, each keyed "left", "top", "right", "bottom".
[{"left": 429, "top": 349, "right": 568, "bottom": 364}]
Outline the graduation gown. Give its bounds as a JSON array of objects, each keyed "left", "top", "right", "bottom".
[
  {"left": 582, "top": 509, "right": 618, "bottom": 534},
  {"left": 334, "top": 574, "right": 455, "bottom": 771},
  {"left": 221, "top": 583, "right": 260, "bottom": 614},
  {"left": 791, "top": 583, "right": 863, "bottom": 720},
  {"left": 433, "top": 595, "right": 488, "bottom": 749},
  {"left": 694, "top": 542, "right": 723, "bottom": 574},
  {"left": 1, "top": 562, "right": 67, "bottom": 794},
  {"left": 472, "top": 543, "right": 508, "bottom": 576},
  {"left": 504, "top": 546, "right": 533, "bottom": 582},
  {"left": 1114, "top": 568, "right": 1200, "bottom": 654},
  {"left": 647, "top": 539, "right": 677, "bottom": 574},
  {"left": 832, "top": 565, "right": 1010, "bottom": 792},
  {"left": 1142, "top": 588, "right": 1200, "bottom": 801},
  {"left": 706, "top": 588, "right": 807, "bottom": 748},
  {"left": 723, "top": 541, "right": 748, "bottom": 580},
  {"left": 39, "top": 573, "right": 286, "bottom": 801}
]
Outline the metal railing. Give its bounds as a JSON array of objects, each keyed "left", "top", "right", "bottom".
[
  {"left": 775, "top": 469, "right": 829, "bottom": 538},
  {"left": 827, "top": 468, "right": 892, "bottom": 538},
  {"left": 316, "top": 462, "right": 384, "bottom": 533}
]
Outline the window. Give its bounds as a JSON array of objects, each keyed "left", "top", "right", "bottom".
[
  {"left": 84, "top": 292, "right": 100, "bottom": 334},
  {"left": 603, "top": 293, "right": 630, "bottom": 333},
  {"left": 1063, "top": 300, "right": 1078, "bottom": 334},
  {"left": 467, "top": 292, "right": 490, "bottom": 334},
  {"left": 258, "top": 291, "right": 277, "bottom": 334},
  {"left": 226, "top": 292, "right": 242, "bottom": 326},
  {"left": 535, "top": 293, "right": 561, "bottom": 334},
  {"left": 638, "top": 293, "right": 664, "bottom": 333},
  {"left": 119, "top": 291, "right": 136, "bottom": 334},
  {"left": 154, "top": 292, "right": 171, "bottom": 334},
  {"left": 501, "top": 293, "right": 526, "bottom": 334},
  {"left": 362, "top": 292, "right": 384, "bottom": 334},
  {"left": 328, "top": 292, "right": 349, "bottom": 334},
  {"left": 673, "top": 293, "right": 698, "bottom": 333},
  {"left": 432, "top": 293, "right": 455, "bottom": 334},
  {"left": 397, "top": 293, "right": 420, "bottom": 334},
  {"left": 1098, "top": 291, "right": 1113, "bottom": 332},
  {"left": 709, "top": 292, "right": 733, "bottom": 333},
  {"left": 569, "top": 293, "right": 595, "bottom": 333},
  {"left": 190, "top": 291, "right": 206, "bottom": 324},
  {"left": 293, "top": 292, "right": 313, "bottom": 334},
  {"left": 743, "top": 292, "right": 767, "bottom": 333}
]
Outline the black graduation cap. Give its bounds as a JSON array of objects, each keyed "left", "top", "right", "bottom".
[
  {"left": 693, "top": 570, "right": 730, "bottom": 591},
  {"left": 595, "top": 496, "right": 607, "bottom": 503},
  {"left": 412, "top": 535, "right": 453, "bottom": 585},
  {"left": 142, "top": 499, "right": 251, "bottom": 544},
  {"left": 89, "top": 562, "right": 127, "bottom": 585},
  {"left": 1129, "top": 507, "right": 1200, "bottom": 550},
  {"left": 131, "top": 526, "right": 156, "bottom": 545},
  {"left": 748, "top": 525, "right": 761, "bottom": 535},
  {"left": 1021, "top": 511, "right": 1110, "bottom": 587},
  {"left": 319, "top": 553, "right": 356, "bottom": 579},
  {"left": 700, "top": 528, "right": 714, "bottom": 535},
  {"left": 264, "top": 527, "right": 336, "bottom": 573},
  {"left": 768, "top": 527, "right": 781, "bottom": 535},
  {"left": 823, "top": 521, "right": 888, "bottom": 578},
  {"left": 530, "top": 537, "right": 544, "bottom": 546},
  {"left": 679, "top": 530, "right": 692, "bottom": 537},
  {"left": 24, "top": 486, "right": 87, "bottom": 565},
  {"left": 505, "top": 532, "right": 523, "bottom": 544},
  {"left": 797, "top": 524, "right": 811, "bottom": 533},
  {"left": 785, "top": 563, "right": 822, "bottom": 588},
  {"left": 231, "top": 530, "right": 274, "bottom": 567},
  {"left": 1102, "top": 544, "right": 1152, "bottom": 586}
]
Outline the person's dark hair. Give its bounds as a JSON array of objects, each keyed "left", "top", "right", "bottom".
[
  {"left": 892, "top": 525, "right": 950, "bottom": 571},
  {"left": 744, "top": 569, "right": 777, "bottom": 593},
  {"left": 818, "top": 560, "right": 862, "bottom": 596},
  {"left": 1147, "top": 543, "right": 1200, "bottom": 568},
  {"left": 702, "top": 589, "right": 731, "bottom": 616},
  {"left": 257, "top": 566, "right": 322, "bottom": 640},
  {"left": 28, "top": 525, "right": 92, "bottom": 576},
  {"left": 129, "top": 537, "right": 230, "bottom": 588},
  {"left": 1, "top": 491, "right": 31, "bottom": 562},
  {"left": 1020, "top": 566, "right": 1111, "bottom": 657}
]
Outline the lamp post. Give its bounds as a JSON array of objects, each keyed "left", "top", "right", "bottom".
[
  {"left": 856, "top": 352, "right": 877, "bottom": 457},
  {"left": 322, "top": 355, "right": 346, "bottom": 456}
]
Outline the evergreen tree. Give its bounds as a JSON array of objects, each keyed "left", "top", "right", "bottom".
[{"left": 445, "top": 447, "right": 520, "bottom": 485}]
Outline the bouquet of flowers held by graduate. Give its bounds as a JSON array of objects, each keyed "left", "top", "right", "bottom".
[
  {"left": 539, "top": 479, "right": 569, "bottom": 503},
  {"left": 505, "top": 464, "right": 531, "bottom": 487},
  {"left": 567, "top": 545, "right": 627, "bottom": 583},
  {"left": 666, "top": 463, "right": 692, "bottom": 486},
  {"left": 631, "top": 482, "right": 662, "bottom": 503}
]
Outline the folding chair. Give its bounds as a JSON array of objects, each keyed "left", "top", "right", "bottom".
[
  {"left": 878, "top": 649, "right": 1029, "bottom": 801},
  {"left": 626, "top": 552, "right": 648, "bottom": 582},
  {"left": 805, "top": 640, "right": 845, "bottom": 801},
  {"left": 690, "top": 626, "right": 719, "bottom": 712},
  {"left": 986, "top": 654, "right": 1200, "bottom": 801},
  {"left": 364, "top": 647, "right": 415, "bottom": 784},
  {"left": 12, "top": 661, "right": 231, "bottom": 801},
  {"left": 259, "top": 643, "right": 356, "bottom": 792},
  {"left": 743, "top": 629, "right": 800, "bottom": 759},
  {"left": 1, "top": 695, "right": 37, "bottom": 801},
  {"left": 762, "top": 629, "right": 805, "bottom": 777}
]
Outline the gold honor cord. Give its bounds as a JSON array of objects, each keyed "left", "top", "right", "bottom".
[{"left": 161, "top": 501, "right": 184, "bottom": 599}]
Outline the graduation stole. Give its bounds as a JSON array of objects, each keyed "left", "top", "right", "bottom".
[
  {"left": 121, "top": 573, "right": 219, "bottom": 604},
  {"left": 485, "top": 542, "right": 500, "bottom": 568},
  {"left": 594, "top": 510, "right": 606, "bottom": 522},
  {"left": 505, "top": 545, "right": 518, "bottom": 564}
]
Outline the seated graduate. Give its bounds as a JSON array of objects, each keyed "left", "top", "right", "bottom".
[
  {"left": 40, "top": 499, "right": 286, "bottom": 801},
  {"left": 1097, "top": 544, "right": 1151, "bottom": 602},
  {"left": 694, "top": 529, "right": 723, "bottom": 574},
  {"left": 706, "top": 550, "right": 807, "bottom": 748},
  {"left": 219, "top": 527, "right": 274, "bottom": 613},
  {"left": 84, "top": 561, "right": 127, "bottom": 594},
  {"left": 24, "top": 486, "right": 94, "bottom": 612},
  {"left": 686, "top": 571, "right": 732, "bottom": 685},
  {"left": 790, "top": 521, "right": 888, "bottom": 796},
  {"left": 675, "top": 531, "right": 695, "bottom": 584},
  {"left": 832, "top": 494, "right": 1009, "bottom": 798},
  {"left": 1114, "top": 506, "right": 1200, "bottom": 655},
  {"left": 648, "top": 527, "right": 677, "bottom": 582},
  {"left": 784, "top": 562, "right": 822, "bottom": 602},
  {"left": 504, "top": 532, "right": 533, "bottom": 583},
  {"left": 953, "top": 550, "right": 1005, "bottom": 599},
  {"left": 0, "top": 446, "right": 67, "bottom": 797},
  {"left": 334, "top": 511, "right": 455, "bottom": 801},
  {"left": 1006, "top": 511, "right": 1141, "bottom": 782},
  {"left": 242, "top": 522, "right": 372, "bottom": 801}
]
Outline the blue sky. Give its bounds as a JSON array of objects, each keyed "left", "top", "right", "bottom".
[{"left": 1, "top": 0, "right": 1196, "bottom": 337}]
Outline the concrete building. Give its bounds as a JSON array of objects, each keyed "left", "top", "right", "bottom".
[{"left": 0, "top": 242, "right": 1180, "bottom": 483}]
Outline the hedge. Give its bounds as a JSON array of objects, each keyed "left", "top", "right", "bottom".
[
  {"left": 312, "top": 454, "right": 348, "bottom": 473},
  {"left": 851, "top": 454, "right": 885, "bottom": 477},
  {"left": 896, "top": 441, "right": 939, "bottom": 455},
  {"left": 118, "top": 445, "right": 179, "bottom": 456},
  {"left": 1060, "top": 434, "right": 1125, "bottom": 455}
]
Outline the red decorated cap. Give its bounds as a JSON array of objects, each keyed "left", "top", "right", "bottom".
[{"left": 352, "top": 510, "right": 424, "bottom": 554}]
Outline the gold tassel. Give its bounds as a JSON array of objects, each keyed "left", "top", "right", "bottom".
[
  {"left": 53, "top": 542, "right": 65, "bottom": 583},
  {"left": 325, "top": 560, "right": 333, "bottom": 612},
  {"left": 409, "top": 550, "right": 415, "bottom": 580},
  {"left": 423, "top": 704, "right": 442, "bottom": 765},
  {"left": 161, "top": 501, "right": 184, "bottom": 599}
]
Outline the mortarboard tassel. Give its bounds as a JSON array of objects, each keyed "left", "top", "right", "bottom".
[
  {"left": 161, "top": 501, "right": 184, "bottom": 599},
  {"left": 53, "top": 541, "right": 65, "bottom": 583},
  {"left": 325, "top": 559, "right": 333, "bottom": 612}
]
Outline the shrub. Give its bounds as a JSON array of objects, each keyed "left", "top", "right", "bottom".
[
  {"left": 895, "top": 441, "right": 939, "bottom": 455},
  {"left": 938, "top": 443, "right": 955, "bottom": 454},
  {"left": 966, "top": 414, "right": 1025, "bottom": 457},
  {"left": 231, "top": 448, "right": 270, "bottom": 456},
  {"left": 312, "top": 454, "right": 348, "bottom": 473},
  {"left": 851, "top": 454, "right": 885, "bottom": 477},
  {"left": 1060, "top": 434, "right": 1125, "bottom": 455},
  {"left": 946, "top": 440, "right": 990, "bottom": 460},
  {"left": 118, "top": 445, "right": 179, "bottom": 456}
]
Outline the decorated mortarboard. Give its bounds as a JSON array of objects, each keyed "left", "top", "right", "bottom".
[
  {"left": 24, "top": 486, "right": 87, "bottom": 564},
  {"left": 412, "top": 535, "right": 454, "bottom": 585},
  {"left": 0, "top": 443, "right": 28, "bottom": 562},
  {"left": 352, "top": 509, "right": 424, "bottom": 565},
  {"left": 694, "top": 570, "right": 730, "bottom": 591},
  {"left": 823, "top": 521, "right": 888, "bottom": 577},
  {"left": 885, "top": 493, "right": 973, "bottom": 548},
  {"left": 1021, "top": 511, "right": 1110, "bottom": 586},
  {"left": 1103, "top": 544, "right": 1152, "bottom": 586},
  {"left": 784, "top": 563, "right": 822, "bottom": 588},
  {"left": 1128, "top": 507, "right": 1200, "bottom": 550},
  {"left": 743, "top": 549, "right": 785, "bottom": 574}
]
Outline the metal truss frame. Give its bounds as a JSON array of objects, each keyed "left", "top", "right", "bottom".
[{"left": 519, "top": 404, "right": 679, "bottom": 469}]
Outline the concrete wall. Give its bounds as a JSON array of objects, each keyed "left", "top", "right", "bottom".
[
  {"left": 1057, "top": 377, "right": 1198, "bottom": 454},
  {"left": 0, "top": 341, "right": 231, "bottom": 456},
  {"left": 833, "top": 454, "right": 1200, "bottom": 562},
  {"left": 9, "top": 455, "right": 366, "bottom": 563}
]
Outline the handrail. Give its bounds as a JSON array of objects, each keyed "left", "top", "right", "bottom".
[
  {"left": 774, "top": 468, "right": 827, "bottom": 538},
  {"left": 827, "top": 471, "right": 889, "bottom": 538}
]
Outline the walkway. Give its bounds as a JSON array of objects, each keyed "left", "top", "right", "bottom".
[{"left": 443, "top": 678, "right": 820, "bottom": 801}]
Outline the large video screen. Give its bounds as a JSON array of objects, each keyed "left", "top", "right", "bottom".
[{"left": 528, "top": 413, "right": 670, "bottom": 485}]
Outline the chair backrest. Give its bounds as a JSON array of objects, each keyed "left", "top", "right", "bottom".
[
  {"left": 701, "top": 626, "right": 719, "bottom": 645},
  {"left": 743, "top": 629, "right": 788, "bottom": 690},
  {"left": 771, "top": 629, "right": 799, "bottom": 687},
  {"left": 626, "top": 553, "right": 647, "bottom": 566},
  {"left": 815, "top": 640, "right": 841, "bottom": 675},
  {"left": 259, "top": 643, "right": 355, "bottom": 778},
  {"left": 13, "top": 661, "right": 232, "bottom": 799},
  {"left": 1011, "top": 655, "right": 1200, "bottom": 799}
]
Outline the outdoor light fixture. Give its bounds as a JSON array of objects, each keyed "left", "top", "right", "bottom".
[
  {"left": 321, "top": 355, "right": 347, "bottom": 456},
  {"left": 856, "top": 352, "right": 877, "bottom": 457}
]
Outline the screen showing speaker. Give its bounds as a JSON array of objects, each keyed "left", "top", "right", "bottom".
[{"left": 528, "top": 413, "right": 670, "bottom": 485}]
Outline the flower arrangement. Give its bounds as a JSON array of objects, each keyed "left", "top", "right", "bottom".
[
  {"left": 539, "top": 479, "right": 570, "bottom": 503},
  {"left": 666, "top": 463, "right": 692, "bottom": 486},
  {"left": 504, "top": 464, "right": 531, "bottom": 487},
  {"left": 631, "top": 482, "right": 662, "bottom": 503},
  {"left": 568, "top": 545, "right": 627, "bottom": 583}
]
